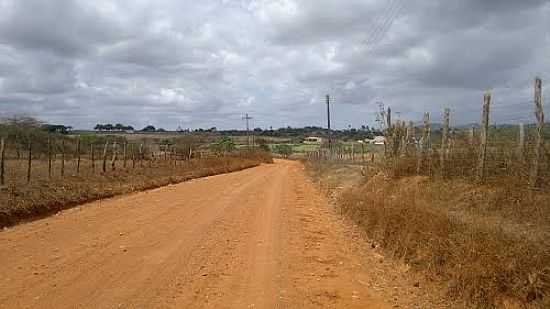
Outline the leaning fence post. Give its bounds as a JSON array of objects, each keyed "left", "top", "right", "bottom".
[
  {"left": 440, "top": 108, "right": 450, "bottom": 177},
  {"left": 530, "top": 77, "right": 544, "bottom": 188},
  {"left": 26, "top": 140, "right": 32, "bottom": 184},
  {"left": 0, "top": 137, "right": 5, "bottom": 187},
  {"left": 111, "top": 142, "right": 118, "bottom": 171},
  {"left": 477, "top": 91, "right": 491, "bottom": 183}
]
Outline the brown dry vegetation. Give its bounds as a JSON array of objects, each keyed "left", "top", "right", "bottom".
[
  {"left": 0, "top": 152, "right": 272, "bottom": 228},
  {"left": 306, "top": 158, "right": 550, "bottom": 308}
]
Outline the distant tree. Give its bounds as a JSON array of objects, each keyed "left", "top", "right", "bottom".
[
  {"left": 141, "top": 125, "right": 156, "bottom": 132},
  {"left": 156, "top": 128, "right": 166, "bottom": 132},
  {"left": 42, "top": 124, "right": 70, "bottom": 134},
  {"left": 256, "top": 138, "right": 271, "bottom": 152},
  {"left": 210, "top": 137, "right": 235, "bottom": 154},
  {"left": 273, "top": 144, "right": 292, "bottom": 158}
]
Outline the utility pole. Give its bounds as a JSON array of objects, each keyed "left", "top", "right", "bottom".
[
  {"left": 243, "top": 113, "right": 253, "bottom": 151},
  {"left": 326, "top": 94, "right": 332, "bottom": 154}
]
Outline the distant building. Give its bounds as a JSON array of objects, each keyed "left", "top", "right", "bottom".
[
  {"left": 304, "top": 136, "right": 324, "bottom": 144},
  {"left": 367, "top": 136, "right": 385, "bottom": 145}
]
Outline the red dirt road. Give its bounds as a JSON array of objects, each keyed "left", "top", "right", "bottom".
[{"left": 0, "top": 160, "right": 391, "bottom": 308}]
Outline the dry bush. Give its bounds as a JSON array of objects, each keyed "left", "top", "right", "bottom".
[
  {"left": 0, "top": 152, "right": 272, "bottom": 228},
  {"left": 338, "top": 173, "right": 550, "bottom": 308}
]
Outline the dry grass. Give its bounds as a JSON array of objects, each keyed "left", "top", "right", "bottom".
[
  {"left": 306, "top": 159, "right": 550, "bottom": 308},
  {"left": 0, "top": 152, "right": 272, "bottom": 228}
]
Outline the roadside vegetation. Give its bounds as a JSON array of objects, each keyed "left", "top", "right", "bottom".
[
  {"left": 305, "top": 82, "right": 550, "bottom": 308},
  {"left": 0, "top": 117, "right": 272, "bottom": 228}
]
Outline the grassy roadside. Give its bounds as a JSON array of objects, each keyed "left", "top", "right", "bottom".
[
  {"left": 305, "top": 160, "right": 550, "bottom": 308},
  {"left": 1, "top": 152, "right": 272, "bottom": 228}
]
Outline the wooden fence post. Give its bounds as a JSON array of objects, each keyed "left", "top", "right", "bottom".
[
  {"left": 26, "top": 140, "right": 32, "bottom": 184},
  {"left": 518, "top": 123, "right": 525, "bottom": 162},
  {"left": 15, "top": 135, "right": 20, "bottom": 159},
  {"left": 530, "top": 77, "right": 544, "bottom": 188},
  {"left": 131, "top": 144, "right": 135, "bottom": 169},
  {"left": 75, "top": 136, "right": 81, "bottom": 176},
  {"left": 477, "top": 91, "right": 491, "bottom": 183},
  {"left": 61, "top": 139, "right": 65, "bottom": 177},
  {"left": 90, "top": 143, "right": 95, "bottom": 174},
  {"left": 469, "top": 126, "right": 475, "bottom": 145},
  {"left": 148, "top": 145, "right": 153, "bottom": 168},
  {"left": 139, "top": 144, "right": 143, "bottom": 167},
  {"left": 102, "top": 141, "right": 108, "bottom": 173},
  {"left": 440, "top": 108, "right": 450, "bottom": 177},
  {"left": 123, "top": 142, "right": 127, "bottom": 168},
  {"left": 0, "top": 137, "right": 5, "bottom": 187},
  {"left": 173, "top": 146, "right": 177, "bottom": 168},
  {"left": 417, "top": 112, "right": 430, "bottom": 174},
  {"left": 48, "top": 136, "right": 52, "bottom": 179},
  {"left": 111, "top": 142, "right": 118, "bottom": 171}
]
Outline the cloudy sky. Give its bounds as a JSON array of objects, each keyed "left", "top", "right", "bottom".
[{"left": 0, "top": 0, "right": 549, "bottom": 130}]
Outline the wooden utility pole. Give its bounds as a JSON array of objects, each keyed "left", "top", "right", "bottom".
[
  {"left": 440, "top": 108, "right": 450, "bottom": 176},
  {"left": 243, "top": 113, "right": 252, "bottom": 151},
  {"left": 530, "top": 77, "right": 544, "bottom": 188},
  {"left": 386, "top": 107, "right": 392, "bottom": 131},
  {"left": 326, "top": 95, "right": 332, "bottom": 155},
  {"left": 477, "top": 92, "right": 491, "bottom": 183},
  {"left": 0, "top": 137, "right": 5, "bottom": 187}
]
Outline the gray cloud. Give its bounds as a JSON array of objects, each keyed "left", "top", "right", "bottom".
[{"left": 0, "top": 0, "right": 549, "bottom": 129}]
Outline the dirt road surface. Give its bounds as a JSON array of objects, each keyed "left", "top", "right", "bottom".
[{"left": 0, "top": 160, "right": 429, "bottom": 308}]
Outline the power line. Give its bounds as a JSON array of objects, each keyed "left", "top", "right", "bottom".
[
  {"left": 363, "top": 0, "right": 403, "bottom": 51},
  {"left": 362, "top": 0, "right": 399, "bottom": 46}
]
